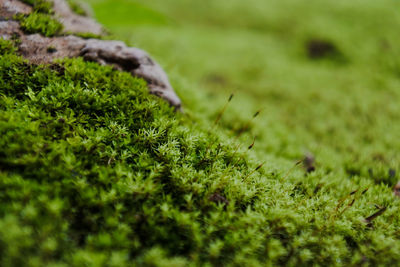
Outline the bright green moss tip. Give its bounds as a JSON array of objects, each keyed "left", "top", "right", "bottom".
[
  {"left": 0, "top": 39, "right": 17, "bottom": 54},
  {"left": 18, "top": 12, "right": 63, "bottom": 37}
]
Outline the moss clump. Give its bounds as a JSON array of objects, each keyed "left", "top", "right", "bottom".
[
  {"left": 20, "top": 0, "right": 53, "bottom": 14},
  {"left": 2, "top": 33, "right": 400, "bottom": 265},
  {"left": 0, "top": 39, "right": 17, "bottom": 54},
  {"left": 18, "top": 0, "right": 62, "bottom": 37},
  {"left": 0, "top": 38, "right": 252, "bottom": 266},
  {"left": 67, "top": 0, "right": 89, "bottom": 16},
  {"left": 73, "top": 32, "right": 103, "bottom": 39},
  {"left": 18, "top": 12, "right": 63, "bottom": 37},
  {"left": 4, "top": 0, "right": 400, "bottom": 261}
]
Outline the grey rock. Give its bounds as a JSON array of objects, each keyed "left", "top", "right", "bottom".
[
  {"left": 0, "top": 0, "right": 32, "bottom": 19},
  {"left": 0, "top": 20, "right": 21, "bottom": 38},
  {"left": 52, "top": 0, "right": 104, "bottom": 35},
  {"left": 81, "top": 40, "right": 182, "bottom": 109}
]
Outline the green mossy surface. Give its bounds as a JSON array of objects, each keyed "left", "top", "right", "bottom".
[
  {"left": 18, "top": 0, "right": 62, "bottom": 37},
  {"left": 3, "top": 0, "right": 400, "bottom": 265},
  {"left": 67, "top": 0, "right": 89, "bottom": 16},
  {"left": 72, "top": 32, "right": 103, "bottom": 40},
  {"left": 20, "top": 0, "right": 53, "bottom": 14},
  {"left": 18, "top": 0, "right": 98, "bottom": 38},
  {"left": 17, "top": 12, "right": 62, "bottom": 37},
  {"left": 0, "top": 39, "right": 260, "bottom": 266}
]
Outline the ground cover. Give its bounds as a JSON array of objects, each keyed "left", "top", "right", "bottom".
[{"left": 2, "top": 0, "right": 400, "bottom": 265}]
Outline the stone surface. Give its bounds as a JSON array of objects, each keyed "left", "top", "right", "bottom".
[
  {"left": 0, "top": 20, "right": 21, "bottom": 39},
  {"left": 52, "top": 0, "right": 104, "bottom": 35},
  {"left": 81, "top": 40, "right": 182, "bottom": 108},
  {"left": 0, "top": 0, "right": 32, "bottom": 19},
  {"left": 0, "top": 0, "right": 182, "bottom": 109}
]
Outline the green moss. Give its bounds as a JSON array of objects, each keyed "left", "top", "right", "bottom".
[
  {"left": 20, "top": 0, "right": 53, "bottom": 14},
  {"left": 1, "top": 32, "right": 400, "bottom": 265},
  {"left": 73, "top": 32, "right": 103, "bottom": 39},
  {"left": 67, "top": 0, "right": 89, "bottom": 16},
  {"left": 0, "top": 39, "right": 252, "bottom": 266},
  {"left": 0, "top": 39, "right": 17, "bottom": 54},
  {"left": 4, "top": 0, "right": 400, "bottom": 264},
  {"left": 18, "top": 12, "right": 63, "bottom": 37},
  {"left": 17, "top": 0, "right": 61, "bottom": 37}
]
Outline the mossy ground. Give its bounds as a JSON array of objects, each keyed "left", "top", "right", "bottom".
[{"left": 2, "top": 0, "right": 400, "bottom": 266}]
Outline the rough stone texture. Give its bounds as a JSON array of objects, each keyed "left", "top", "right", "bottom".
[
  {"left": 52, "top": 0, "right": 104, "bottom": 35},
  {"left": 81, "top": 40, "right": 182, "bottom": 108},
  {"left": 0, "top": 0, "right": 182, "bottom": 109},
  {"left": 0, "top": 20, "right": 21, "bottom": 39},
  {"left": 0, "top": 0, "right": 32, "bottom": 19}
]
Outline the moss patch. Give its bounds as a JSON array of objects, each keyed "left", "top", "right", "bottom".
[
  {"left": 72, "top": 32, "right": 103, "bottom": 39},
  {"left": 1, "top": 31, "right": 400, "bottom": 266},
  {"left": 0, "top": 39, "right": 254, "bottom": 266},
  {"left": 18, "top": 12, "right": 63, "bottom": 37},
  {"left": 20, "top": 0, "right": 53, "bottom": 14},
  {"left": 3, "top": 0, "right": 400, "bottom": 264},
  {"left": 67, "top": 0, "right": 89, "bottom": 16},
  {"left": 17, "top": 0, "right": 62, "bottom": 37}
]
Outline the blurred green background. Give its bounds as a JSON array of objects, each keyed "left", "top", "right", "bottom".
[{"left": 83, "top": 0, "right": 400, "bottom": 186}]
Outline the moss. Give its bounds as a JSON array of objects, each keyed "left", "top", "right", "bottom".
[
  {"left": 20, "top": 0, "right": 53, "bottom": 14},
  {"left": 18, "top": 12, "right": 63, "bottom": 37},
  {"left": 17, "top": 0, "right": 62, "bottom": 37},
  {"left": 72, "top": 32, "right": 103, "bottom": 39},
  {"left": 0, "top": 39, "right": 253, "bottom": 266},
  {"left": 0, "top": 39, "right": 17, "bottom": 54},
  {"left": 67, "top": 0, "right": 89, "bottom": 16},
  {"left": 1, "top": 32, "right": 400, "bottom": 265},
  {"left": 3, "top": 0, "right": 400, "bottom": 264}
]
